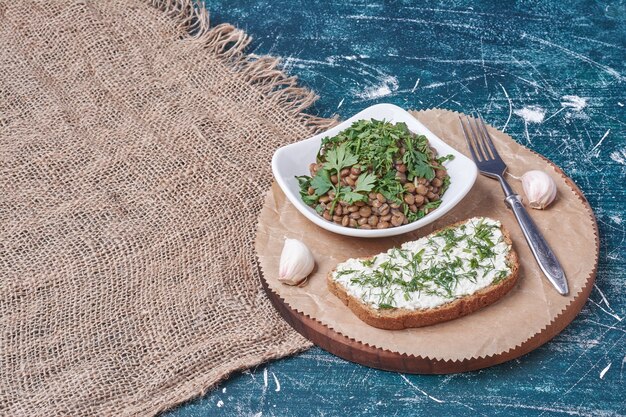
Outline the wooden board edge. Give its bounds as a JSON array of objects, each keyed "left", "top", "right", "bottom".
[{"left": 260, "top": 256, "right": 597, "bottom": 373}]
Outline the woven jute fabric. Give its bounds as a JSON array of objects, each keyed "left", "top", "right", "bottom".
[{"left": 0, "top": 1, "right": 336, "bottom": 415}]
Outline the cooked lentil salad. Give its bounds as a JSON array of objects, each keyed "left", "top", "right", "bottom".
[{"left": 296, "top": 119, "right": 453, "bottom": 230}]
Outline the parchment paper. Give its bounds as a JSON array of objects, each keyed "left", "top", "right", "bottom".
[{"left": 255, "top": 109, "right": 598, "bottom": 361}]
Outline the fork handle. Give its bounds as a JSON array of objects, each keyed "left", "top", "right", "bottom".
[{"left": 504, "top": 194, "right": 569, "bottom": 295}]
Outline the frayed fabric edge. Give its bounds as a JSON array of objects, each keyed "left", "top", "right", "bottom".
[{"left": 149, "top": 0, "right": 339, "bottom": 133}]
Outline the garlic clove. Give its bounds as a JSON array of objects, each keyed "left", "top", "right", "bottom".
[
  {"left": 521, "top": 170, "right": 557, "bottom": 209},
  {"left": 278, "top": 238, "right": 315, "bottom": 286}
]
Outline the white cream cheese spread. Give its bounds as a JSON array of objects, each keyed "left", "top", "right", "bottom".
[{"left": 331, "top": 217, "right": 512, "bottom": 310}]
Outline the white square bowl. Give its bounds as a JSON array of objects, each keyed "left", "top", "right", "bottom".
[{"left": 271, "top": 103, "right": 477, "bottom": 238}]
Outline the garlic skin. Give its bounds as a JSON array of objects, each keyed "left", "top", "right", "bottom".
[
  {"left": 521, "top": 170, "right": 557, "bottom": 209},
  {"left": 278, "top": 238, "right": 315, "bottom": 286}
]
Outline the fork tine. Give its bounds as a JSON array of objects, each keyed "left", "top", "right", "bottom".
[
  {"left": 468, "top": 113, "right": 492, "bottom": 161},
  {"left": 466, "top": 115, "right": 487, "bottom": 160},
  {"left": 458, "top": 116, "right": 480, "bottom": 161},
  {"left": 470, "top": 114, "right": 493, "bottom": 160},
  {"left": 477, "top": 114, "right": 500, "bottom": 159}
]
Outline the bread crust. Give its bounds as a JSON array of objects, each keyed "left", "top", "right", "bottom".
[{"left": 327, "top": 219, "right": 519, "bottom": 330}]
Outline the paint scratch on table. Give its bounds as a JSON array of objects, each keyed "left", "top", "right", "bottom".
[
  {"left": 498, "top": 83, "right": 512, "bottom": 132},
  {"left": 422, "top": 76, "right": 483, "bottom": 89},
  {"left": 411, "top": 78, "right": 420, "bottom": 93},
  {"left": 513, "top": 106, "right": 545, "bottom": 144},
  {"left": 561, "top": 95, "right": 588, "bottom": 112},
  {"left": 588, "top": 298, "right": 623, "bottom": 322},
  {"left": 271, "top": 372, "right": 281, "bottom": 392},
  {"left": 609, "top": 149, "right": 626, "bottom": 165},
  {"left": 356, "top": 75, "right": 399, "bottom": 100},
  {"left": 594, "top": 284, "right": 615, "bottom": 311},
  {"left": 523, "top": 33, "right": 626, "bottom": 82},
  {"left": 600, "top": 362, "right": 612, "bottom": 379},
  {"left": 513, "top": 106, "right": 546, "bottom": 124},
  {"left": 399, "top": 375, "right": 444, "bottom": 404},
  {"left": 586, "top": 319, "right": 626, "bottom": 334},
  {"left": 495, "top": 402, "right": 611, "bottom": 416},
  {"left": 590, "top": 129, "right": 611, "bottom": 157}
]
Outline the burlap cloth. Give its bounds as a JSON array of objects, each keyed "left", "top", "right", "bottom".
[{"left": 0, "top": 1, "right": 337, "bottom": 415}]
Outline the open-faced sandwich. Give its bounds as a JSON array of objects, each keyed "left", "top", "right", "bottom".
[{"left": 327, "top": 217, "right": 518, "bottom": 329}]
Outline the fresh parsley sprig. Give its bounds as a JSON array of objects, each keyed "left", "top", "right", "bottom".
[
  {"left": 324, "top": 143, "right": 358, "bottom": 174},
  {"left": 295, "top": 176, "right": 318, "bottom": 205}
]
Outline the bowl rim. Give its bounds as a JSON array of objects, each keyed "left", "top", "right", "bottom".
[{"left": 271, "top": 103, "right": 477, "bottom": 238}]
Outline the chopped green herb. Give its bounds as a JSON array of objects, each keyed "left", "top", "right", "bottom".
[
  {"left": 324, "top": 143, "right": 358, "bottom": 174},
  {"left": 302, "top": 119, "right": 454, "bottom": 229},
  {"left": 493, "top": 270, "right": 508, "bottom": 283},
  {"left": 334, "top": 218, "right": 511, "bottom": 309},
  {"left": 339, "top": 187, "right": 368, "bottom": 205},
  {"left": 353, "top": 172, "right": 377, "bottom": 193},
  {"left": 295, "top": 175, "right": 318, "bottom": 205},
  {"left": 361, "top": 257, "right": 377, "bottom": 267},
  {"left": 310, "top": 169, "right": 332, "bottom": 196},
  {"left": 336, "top": 269, "right": 358, "bottom": 277},
  {"left": 423, "top": 200, "right": 443, "bottom": 210}
]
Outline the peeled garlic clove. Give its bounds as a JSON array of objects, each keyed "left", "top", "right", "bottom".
[
  {"left": 521, "top": 170, "right": 557, "bottom": 209},
  {"left": 278, "top": 238, "right": 315, "bottom": 286}
]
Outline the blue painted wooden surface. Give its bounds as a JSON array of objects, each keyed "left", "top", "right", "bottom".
[{"left": 165, "top": 1, "right": 625, "bottom": 415}]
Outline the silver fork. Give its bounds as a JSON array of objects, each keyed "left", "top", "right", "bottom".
[{"left": 459, "top": 114, "right": 569, "bottom": 296}]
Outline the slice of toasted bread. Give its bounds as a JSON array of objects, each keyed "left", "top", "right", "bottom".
[{"left": 327, "top": 218, "right": 519, "bottom": 330}]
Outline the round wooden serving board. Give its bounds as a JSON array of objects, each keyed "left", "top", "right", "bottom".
[{"left": 255, "top": 109, "right": 598, "bottom": 374}]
